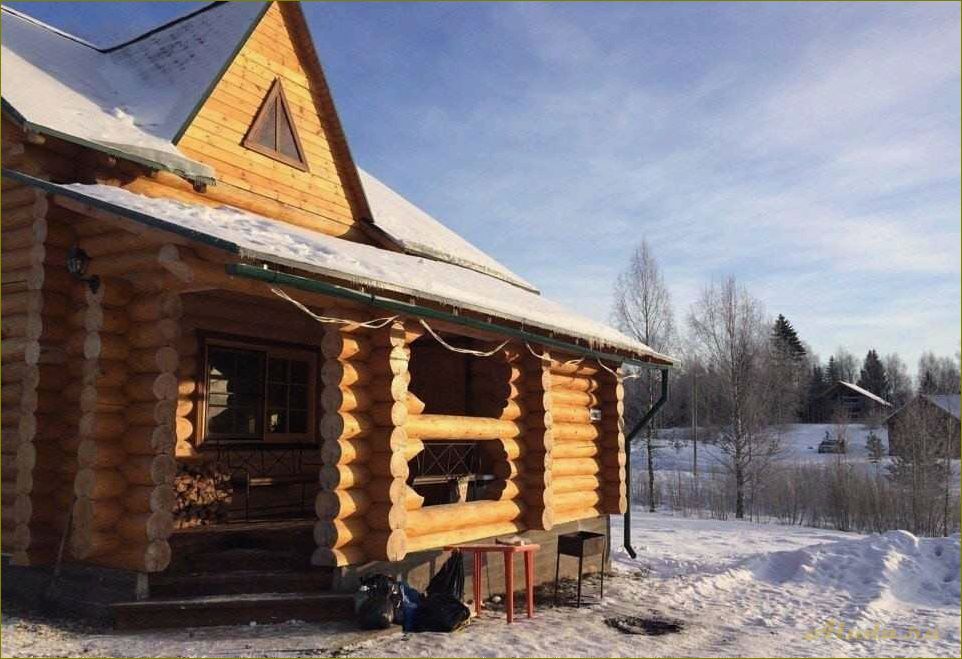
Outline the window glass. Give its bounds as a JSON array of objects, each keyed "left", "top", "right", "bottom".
[
  {"left": 203, "top": 342, "right": 314, "bottom": 442},
  {"left": 277, "top": 109, "right": 299, "bottom": 160},
  {"left": 249, "top": 99, "right": 277, "bottom": 150},
  {"left": 206, "top": 346, "right": 264, "bottom": 439},
  {"left": 266, "top": 355, "right": 312, "bottom": 436}
]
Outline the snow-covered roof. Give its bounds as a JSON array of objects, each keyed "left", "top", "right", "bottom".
[
  {"left": 1, "top": 4, "right": 670, "bottom": 363},
  {"left": 838, "top": 381, "right": 892, "bottom": 407},
  {"left": 13, "top": 175, "right": 667, "bottom": 362},
  {"left": 357, "top": 169, "right": 537, "bottom": 293},
  {"left": 1, "top": 3, "right": 537, "bottom": 291},
  {"left": 1, "top": 3, "right": 266, "bottom": 180},
  {"left": 923, "top": 394, "right": 961, "bottom": 420}
]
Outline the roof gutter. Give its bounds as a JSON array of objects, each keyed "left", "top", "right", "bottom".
[{"left": 227, "top": 263, "right": 672, "bottom": 371}]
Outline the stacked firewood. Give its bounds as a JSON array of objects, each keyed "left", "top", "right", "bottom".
[{"left": 173, "top": 462, "right": 233, "bottom": 529}]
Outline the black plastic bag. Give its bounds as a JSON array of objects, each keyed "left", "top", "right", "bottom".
[
  {"left": 426, "top": 551, "right": 465, "bottom": 600},
  {"left": 413, "top": 592, "right": 471, "bottom": 632},
  {"left": 356, "top": 574, "right": 399, "bottom": 630},
  {"left": 412, "top": 552, "right": 469, "bottom": 632}
]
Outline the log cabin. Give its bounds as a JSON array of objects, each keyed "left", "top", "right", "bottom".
[{"left": 0, "top": 2, "right": 673, "bottom": 625}]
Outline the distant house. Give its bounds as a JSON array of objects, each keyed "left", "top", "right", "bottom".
[
  {"left": 811, "top": 381, "right": 892, "bottom": 422},
  {"left": 886, "top": 395, "right": 961, "bottom": 458}
]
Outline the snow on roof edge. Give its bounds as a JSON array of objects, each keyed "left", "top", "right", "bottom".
[
  {"left": 6, "top": 170, "right": 671, "bottom": 364},
  {"left": 237, "top": 243, "right": 673, "bottom": 363},
  {"left": 357, "top": 168, "right": 538, "bottom": 294},
  {"left": 388, "top": 240, "right": 539, "bottom": 293},
  {"left": 838, "top": 381, "right": 892, "bottom": 407}
]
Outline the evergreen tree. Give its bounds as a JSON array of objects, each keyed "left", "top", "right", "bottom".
[
  {"left": 826, "top": 356, "right": 841, "bottom": 383},
  {"left": 771, "top": 314, "right": 806, "bottom": 361},
  {"left": 805, "top": 364, "right": 827, "bottom": 421},
  {"left": 866, "top": 431, "right": 885, "bottom": 464},
  {"left": 768, "top": 315, "right": 807, "bottom": 423},
  {"left": 857, "top": 349, "right": 888, "bottom": 398}
]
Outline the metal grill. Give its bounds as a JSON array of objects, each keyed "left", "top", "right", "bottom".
[
  {"left": 410, "top": 441, "right": 496, "bottom": 505},
  {"left": 411, "top": 442, "right": 480, "bottom": 481},
  {"left": 209, "top": 443, "right": 315, "bottom": 521}
]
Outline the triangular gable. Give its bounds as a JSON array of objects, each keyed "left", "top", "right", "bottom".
[{"left": 175, "top": 2, "right": 374, "bottom": 240}]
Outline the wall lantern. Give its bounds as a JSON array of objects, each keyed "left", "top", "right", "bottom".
[{"left": 67, "top": 246, "right": 100, "bottom": 294}]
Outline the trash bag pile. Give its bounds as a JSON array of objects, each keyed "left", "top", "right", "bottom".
[{"left": 354, "top": 552, "right": 471, "bottom": 633}]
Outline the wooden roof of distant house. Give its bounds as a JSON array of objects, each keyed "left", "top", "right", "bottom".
[
  {"left": 885, "top": 394, "right": 961, "bottom": 425},
  {"left": 818, "top": 381, "right": 893, "bottom": 407}
]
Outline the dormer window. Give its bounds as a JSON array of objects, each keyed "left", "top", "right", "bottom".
[{"left": 243, "top": 78, "right": 309, "bottom": 171}]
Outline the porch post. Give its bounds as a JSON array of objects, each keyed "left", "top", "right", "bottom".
[
  {"left": 315, "top": 314, "right": 427, "bottom": 565},
  {"left": 519, "top": 348, "right": 555, "bottom": 531},
  {"left": 598, "top": 368, "right": 627, "bottom": 514},
  {"left": 4, "top": 189, "right": 76, "bottom": 565}
]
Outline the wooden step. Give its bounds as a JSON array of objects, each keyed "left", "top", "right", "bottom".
[
  {"left": 112, "top": 591, "right": 355, "bottom": 629},
  {"left": 175, "top": 547, "right": 312, "bottom": 573},
  {"left": 149, "top": 569, "right": 333, "bottom": 598}
]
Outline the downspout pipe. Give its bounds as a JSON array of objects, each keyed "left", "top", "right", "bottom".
[{"left": 622, "top": 368, "right": 670, "bottom": 559}]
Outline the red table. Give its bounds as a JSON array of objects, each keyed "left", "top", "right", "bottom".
[{"left": 444, "top": 543, "right": 540, "bottom": 623}]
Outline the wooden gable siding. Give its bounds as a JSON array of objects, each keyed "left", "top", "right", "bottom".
[{"left": 176, "top": 3, "right": 368, "bottom": 241}]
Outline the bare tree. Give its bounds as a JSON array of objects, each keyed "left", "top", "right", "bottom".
[
  {"left": 832, "top": 348, "right": 859, "bottom": 383},
  {"left": 917, "top": 351, "right": 961, "bottom": 394},
  {"left": 887, "top": 401, "right": 951, "bottom": 535},
  {"left": 687, "top": 276, "right": 779, "bottom": 519},
  {"left": 612, "top": 240, "right": 675, "bottom": 513},
  {"left": 883, "top": 353, "right": 912, "bottom": 407}
]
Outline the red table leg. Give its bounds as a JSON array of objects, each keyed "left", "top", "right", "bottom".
[
  {"left": 524, "top": 550, "right": 534, "bottom": 618},
  {"left": 473, "top": 551, "right": 482, "bottom": 616},
  {"left": 505, "top": 551, "right": 515, "bottom": 623}
]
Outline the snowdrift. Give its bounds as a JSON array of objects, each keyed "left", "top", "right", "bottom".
[{"left": 747, "top": 530, "right": 961, "bottom": 609}]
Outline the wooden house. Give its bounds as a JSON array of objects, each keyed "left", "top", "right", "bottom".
[
  {"left": 0, "top": 2, "right": 673, "bottom": 624},
  {"left": 886, "top": 395, "right": 960, "bottom": 458}
]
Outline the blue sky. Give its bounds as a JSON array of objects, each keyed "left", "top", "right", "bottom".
[{"left": 11, "top": 2, "right": 961, "bottom": 372}]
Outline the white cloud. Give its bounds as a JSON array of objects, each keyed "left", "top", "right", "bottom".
[{"left": 331, "top": 2, "right": 961, "bottom": 371}]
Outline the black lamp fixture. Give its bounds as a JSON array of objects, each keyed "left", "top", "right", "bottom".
[{"left": 66, "top": 246, "right": 100, "bottom": 294}]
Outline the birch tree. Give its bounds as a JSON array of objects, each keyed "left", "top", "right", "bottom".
[
  {"left": 687, "top": 276, "right": 779, "bottom": 519},
  {"left": 612, "top": 240, "right": 675, "bottom": 513}
]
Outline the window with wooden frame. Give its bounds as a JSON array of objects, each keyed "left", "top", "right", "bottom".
[
  {"left": 200, "top": 337, "right": 317, "bottom": 445},
  {"left": 242, "top": 78, "right": 309, "bottom": 171}
]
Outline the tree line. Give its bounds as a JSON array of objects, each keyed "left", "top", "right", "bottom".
[{"left": 611, "top": 239, "right": 960, "bottom": 531}]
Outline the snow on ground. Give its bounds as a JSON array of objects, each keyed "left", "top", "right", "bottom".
[
  {"left": 648, "top": 423, "right": 894, "bottom": 474},
  {"left": 0, "top": 612, "right": 387, "bottom": 658},
  {"left": 2, "top": 513, "right": 958, "bottom": 658},
  {"left": 340, "top": 513, "right": 960, "bottom": 658}
]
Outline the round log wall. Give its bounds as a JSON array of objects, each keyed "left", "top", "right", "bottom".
[
  {"left": 70, "top": 273, "right": 180, "bottom": 572},
  {"left": 2, "top": 178, "right": 77, "bottom": 565},
  {"left": 547, "top": 358, "right": 625, "bottom": 525},
  {"left": 314, "top": 314, "right": 416, "bottom": 566},
  {"left": 517, "top": 350, "right": 554, "bottom": 531}
]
